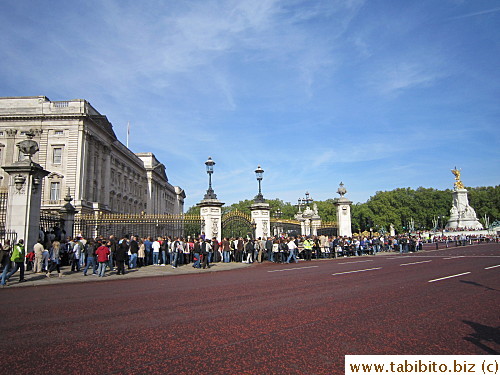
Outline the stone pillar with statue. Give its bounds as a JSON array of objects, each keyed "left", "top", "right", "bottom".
[
  {"left": 198, "top": 200, "right": 223, "bottom": 241},
  {"left": 249, "top": 165, "right": 270, "bottom": 239},
  {"left": 250, "top": 202, "right": 270, "bottom": 240},
  {"left": 445, "top": 168, "right": 483, "bottom": 230},
  {"left": 311, "top": 204, "right": 322, "bottom": 236},
  {"left": 1, "top": 132, "right": 49, "bottom": 251},
  {"left": 294, "top": 192, "right": 320, "bottom": 236},
  {"left": 197, "top": 157, "right": 224, "bottom": 240},
  {"left": 334, "top": 182, "right": 352, "bottom": 238}
]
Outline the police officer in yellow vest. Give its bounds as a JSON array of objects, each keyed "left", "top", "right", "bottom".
[{"left": 303, "top": 237, "right": 313, "bottom": 261}]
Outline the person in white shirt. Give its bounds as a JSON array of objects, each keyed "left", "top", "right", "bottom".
[
  {"left": 152, "top": 237, "right": 161, "bottom": 265},
  {"left": 286, "top": 238, "right": 298, "bottom": 263}
]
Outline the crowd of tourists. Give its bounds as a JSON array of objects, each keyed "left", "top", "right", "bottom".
[{"left": 0, "top": 229, "right": 497, "bottom": 287}]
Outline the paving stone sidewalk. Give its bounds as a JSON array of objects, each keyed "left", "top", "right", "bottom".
[
  {"left": 0, "top": 243, "right": 457, "bottom": 289},
  {"left": 1, "top": 262, "right": 252, "bottom": 288}
]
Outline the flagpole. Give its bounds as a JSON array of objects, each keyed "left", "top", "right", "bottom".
[{"left": 127, "top": 121, "right": 130, "bottom": 148}]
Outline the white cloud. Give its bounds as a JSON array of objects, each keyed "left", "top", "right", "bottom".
[
  {"left": 378, "top": 62, "right": 443, "bottom": 94},
  {"left": 450, "top": 6, "right": 500, "bottom": 20}
]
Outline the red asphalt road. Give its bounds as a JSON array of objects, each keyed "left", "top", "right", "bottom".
[{"left": 1, "top": 243, "right": 499, "bottom": 375}]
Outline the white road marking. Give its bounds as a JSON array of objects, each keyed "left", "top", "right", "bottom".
[
  {"left": 338, "top": 260, "right": 373, "bottom": 265},
  {"left": 267, "top": 265, "right": 319, "bottom": 273},
  {"left": 428, "top": 272, "right": 471, "bottom": 283},
  {"left": 484, "top": 264, "right": 500, "bottom": 270},
  {"left": 400, "top": 260, "right": 433, "bottom": 266},
  {"left": 332, "top": 267, "right": 382, "bottom": 276},
  {"left": 442, "top": 256, "right": 464, "bottom": 260}
]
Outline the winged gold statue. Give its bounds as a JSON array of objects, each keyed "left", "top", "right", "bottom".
[{"left": 451, "top": 167, "right": 464, "bottom": 190}]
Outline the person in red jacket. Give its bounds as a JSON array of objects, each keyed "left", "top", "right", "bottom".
[{"left": 95, "top": 241, "right": 110, "bottom": 278}]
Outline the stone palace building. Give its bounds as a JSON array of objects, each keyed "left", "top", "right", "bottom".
[{"left": 0, "top": 96, "right": 185, "bottom": 215}]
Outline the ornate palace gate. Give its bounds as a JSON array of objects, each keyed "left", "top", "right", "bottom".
[
  {"left": 74, "top": 213, "right": 203, "bottom": 239},
  {"left": 317, "top": 222, "right": 338, "bottom": 237},
  {"left": 221, "top": 210, "right": 254, "bottom": 239},
  {"left": 270, "top": 218, "right": 301, "bottom": 236}
]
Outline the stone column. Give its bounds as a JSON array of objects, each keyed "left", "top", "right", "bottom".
[
  {"left": 197, "top": 198, "right": 224, "bottom": 241},
  {"left": 335, "top": 182, "right": 352, "bottom": 238},
  {"left": 86, "top": 135, "right": 95, "bottom": 202},
  {"left": 4, "top": 129, "right": 18, "bottom": 164},
  {"left": 2, "top": 135, "right": 49, "bottom": 251},
  {"left": 95, "top": 142, "right": 103, "bottom": 204},
  {"left": 102, "top": 146, "right": 111, "bottom": 209},
  {"left": 311, "top": 216, "right": 322, "bottom": 236},
  {"left": 250, "top": 202, "right": 271, "bottom": 239}
]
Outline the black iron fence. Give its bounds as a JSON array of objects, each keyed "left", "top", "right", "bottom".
[
  {"left": 0, "top": 229, "right": 17, "bottom": 245},
  {"left": 316, "top": 221, "right": 338, "bottom": 237},
  {"left": 74, "top": 213, "right": 204, "bottom": 240},
  {"left": 0, "top": 190, "right": 7, "bottom": 232},
  {"left": 271, "top": 218, "right": 302, "bottom": 236},
  {"left": 40, "top": 211, "right": 65, "bottom": 234},
  {"left": 0, "top": 190, "right": 17, "bottom": 243}
]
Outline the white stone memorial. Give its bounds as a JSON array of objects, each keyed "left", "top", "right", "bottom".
[{"left": 445, "top": 168, "right": 483, "bottom": 230}]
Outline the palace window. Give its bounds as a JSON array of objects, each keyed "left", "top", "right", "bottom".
[
  {"left": 52, "top": 147, "right": 63, "bottom": 164},
  {"left": 50, "top": 182, "right": 60, "bottom": 202},
  {"left": 54, "top": 130, "right": 64, "bottom": 135}
]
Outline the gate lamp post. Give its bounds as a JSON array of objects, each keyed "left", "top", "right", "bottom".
[
  {"left": 274, "top": 208, "right": 283, "bottom": 219},
  {"left": 273, "top": 208, "right": 283, "bottom": 236},
  {"left": 254, "top": 165, "right": 265, "bottom": 203},
  {"left": 204, "top": 157, "right": 217, "bottom": 200},
  {"left": 296, "top": 198, "right": 304, "bottom": 213},
  {"left": 303, "top": 192, "right": 313, "bottom": 207}
]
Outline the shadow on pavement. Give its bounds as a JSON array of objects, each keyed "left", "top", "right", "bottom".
[
  {"left": 462, "top": 320, "right": 500, "bottom": 354},
  {"left": 459, "top": 280, "right": 499, "bottom": 292}
]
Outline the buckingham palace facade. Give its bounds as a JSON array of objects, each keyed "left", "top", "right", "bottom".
[{"left": 0, "top": 96, "right": 185, "bottom": 215}]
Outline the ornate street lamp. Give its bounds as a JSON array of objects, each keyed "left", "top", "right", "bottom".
[
  {"left": 251, "top": 219, "right": 257, "bottom": 239},
  {"left": 254, "top": 165, "right": 265, "bottom": 203},
  {"left": 303, "top": 191, "right": 313, "bottom": 207},
  {"left": 274, "top": 208, "right": 283, "bottom": 219},
  {"left": 296, "top": 198, "right": 303, "bottom": 213},
  {"left": 273, "top": 208, "right": 283, "bottom": 236},
  {"left": 204, "top": 157, "right": 217, "bottom": 200}
]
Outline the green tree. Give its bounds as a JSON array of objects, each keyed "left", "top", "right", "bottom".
[{"left": 184, "top": 185, "right": 500, "bottom": 233}]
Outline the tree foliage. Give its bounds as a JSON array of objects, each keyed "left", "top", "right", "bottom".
[
  {"left": 351, "top": 186, "right": 500, "bottom": 233},
  {"left": 185, "top": 186, "right": 500, "bottom": 233}
]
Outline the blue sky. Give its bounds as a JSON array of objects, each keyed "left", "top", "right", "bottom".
[{"left": 1, "top": 0, "right": 499, "bottom": 209}]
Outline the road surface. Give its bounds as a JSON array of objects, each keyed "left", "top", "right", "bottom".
[{"left": 1, "top": 243, "right": 498, "bottom": 374}]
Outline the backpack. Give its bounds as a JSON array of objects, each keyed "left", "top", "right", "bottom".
[{"left": 174, "top": 241, "right": 181, "bottom": 252}]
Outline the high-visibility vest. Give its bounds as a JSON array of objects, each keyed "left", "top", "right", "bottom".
[{"left": 303, "top": 240, "right": 312, "bottom": 250}]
